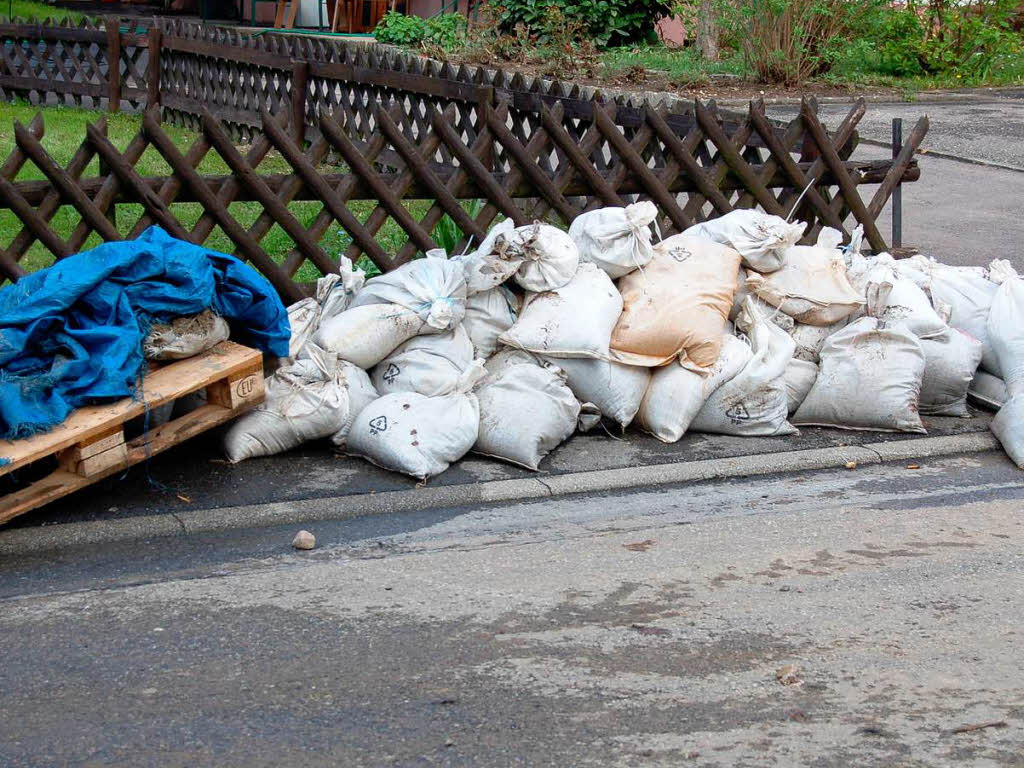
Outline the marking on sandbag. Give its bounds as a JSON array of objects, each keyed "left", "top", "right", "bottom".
[
  {"left": 383, "top": 363, "right": 401, "bottom": 385},
  {"left": 726, "top": 403, "right": 750, "bottom": 424},
  {"left": 369, "top": 416, "right": 388, "bottom": 435},
  {"left": 669, "top": 246, "right": 692, "bottom": 263}
]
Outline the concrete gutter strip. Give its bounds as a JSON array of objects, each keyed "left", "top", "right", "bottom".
[{"left": 0, "top": 431, "right": 1001, "bottom": 557}]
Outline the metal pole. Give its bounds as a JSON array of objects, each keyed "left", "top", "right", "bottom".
[{"left": 892, "top": 117, "right": 902, "bottom": 249}]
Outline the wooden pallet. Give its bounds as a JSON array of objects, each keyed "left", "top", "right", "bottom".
[{"left": 0, "top": 341, "right": 265, "bottom": 526}]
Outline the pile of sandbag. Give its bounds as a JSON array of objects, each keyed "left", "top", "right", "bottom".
[{"left": 221, "top": 206, "right": 1024, "bottom": 478}]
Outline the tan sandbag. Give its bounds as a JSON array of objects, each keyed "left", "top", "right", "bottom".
[
  {"left": 746, "top": 234, "right": 864, "bottom": 326},
  {"left": 609, "top": 234, "right": 741, "bottom": 371}
]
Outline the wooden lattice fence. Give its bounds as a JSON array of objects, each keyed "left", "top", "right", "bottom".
[
  {"left": 0, "top": 18, "right": 156, "bottom": 111},
  {"left": 0, "top": 17, "right": 927, "bottom": 300},
  {"left": 0, "top": 93, "right": 924, "bottom": 302}
]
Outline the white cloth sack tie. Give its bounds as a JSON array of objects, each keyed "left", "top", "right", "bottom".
[
  {"left": 451, "top": 219, "right": 522, "bottom": 295},
  {"left": 684, "top": 209, "right": 806, "bottom": 273},
  {"left": 502, "top": 222, "right": 580, "bottom": 293},
  {"left": 568, "top": 201, "right": 658, "bottom": 279}
]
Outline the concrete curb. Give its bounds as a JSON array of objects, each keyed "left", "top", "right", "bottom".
[{"left": 0, "top": 431, "right": 1001, "bottom": 556}]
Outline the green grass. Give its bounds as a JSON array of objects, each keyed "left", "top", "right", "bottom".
[
  {"left": 2, "top": 0, "right": 85, "bottom": 22},
  {"left": 598, "top": 43, "right": 1024, "bottom": 92},
  {"left": 0, "top": 102, "right": 445, "bottom": 285},
  {"left": 600, "top": 45, "right": 745, "bottom": 86}
]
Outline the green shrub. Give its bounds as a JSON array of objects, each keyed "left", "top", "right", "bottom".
[
  {"left": 874, "top": 0, "right": 1022, "bottom": 79},
  {"left": 373, "top": 11, "right": 466, "bottom": 50},
  {"left": 494, "top": 0, "right": 670, "bottom": 47},
  {"left": 712, "top": 0, "right": 883, "bottom": 84}
]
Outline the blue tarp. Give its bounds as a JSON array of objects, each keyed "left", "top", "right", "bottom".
[{"left": 0, "top": 227, "right": 290, "bottom": 441}]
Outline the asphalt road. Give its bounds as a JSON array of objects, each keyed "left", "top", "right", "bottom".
[{"left": 3, "top": 450, "right": 1023, "bottom": 767}]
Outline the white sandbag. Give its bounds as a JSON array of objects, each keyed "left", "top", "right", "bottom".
[
  {"left": 223, "top": 345, "right": 356, "bottom": 462},
  {"left": 452, "top": 219, "right": 522, "bottom": 295},
  {"left": 349, "top": 250, "right": 467, "bottom": 331},
  {"left": 474, "top": 361, "right": 580, "bottom": 470},
  {"left": 991, "top": 396, "right": 1024, "bottom": 468},
  {"left": 485, "top": 347, "right": 541, "bottom": 376},
  {"left": 314, "top": 303, "right": 424, "bottom": 369},
  {"left": 285, "top": 259, "right": 367, "bottom": 359},
  {"left": 689, "top": 300, "right": 797, "bottom": 437},
  {"left": 499, "top": 262, "right": 622, "bottom": 359},
  {"left": 371, "top": 324, "right": 475, "bottom": 397},
  {"left": 637, "top": 334, "right": 753, "bottom": 443},
  {"left": 784, "top": 358, "right": 818, "bottom": 416},
  {"left": 329, "top": 365, "right": 378, "bottom": 449},
  {"left": 143, "top": 309, "right": 230, "bottom": 361},
  {"left": 544, "top": 356, "right": 651, "bottom": 430},
  {"left": 862, "top": 259, "right": 947, "bottom": 339},
  {"left": 568, "top": 201, "right": 657, "bottom": 279},
  {"left": 986, "top": 260, "right": 1024, "bottom": 467},
  {"left": 503, "top": 222, "right": 580, "bottom": 292},
  {"left": 346, "top": 362, "right": 487, "bottom": 480},
  {"left": 462, "top": 286, "right": 518, "bottom": 359},
  {"left": 790, "top": 319, "right": 845, "bottom": 363},
  {"left": 793, "top": 317, "right": 926, "bottom": 433},
  {"left": 896, "top": 255, "right": 999, "bottom": 373},
  {"left": 987, "top": 260, "right": 1024, "bottom": 391},
  {"left": 747, "top": 228, "right": 864, "bottom": 325},
  {"left": 919, "top": 328, "right": 984, "bottom": 417},
  {"left": 968, "top": 370, "right": 1006, "bottom": 411},
  {"left": 683, "top": 209, "right": 806, "bottom": 273},
  {"left": 611, "top": 234, "right": 741, "bottom": 371}
]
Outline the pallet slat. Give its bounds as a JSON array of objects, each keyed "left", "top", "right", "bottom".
[{"left": 0, "top": 341, "right": 261, "bottom": 477}]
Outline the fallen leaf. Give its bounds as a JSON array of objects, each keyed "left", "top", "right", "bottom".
[
  {"left": 624, "top": 539, "right": 656, "bottom": 552},
  {"left": 845, "top": 461, "right": 857, "bottom": 470}
]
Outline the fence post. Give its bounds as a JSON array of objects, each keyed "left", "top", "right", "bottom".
[
  {"left": 291, "top": 60, "right": 310, "bottom": 145},
  {"left": 892, "top": 117, "right": 902, "bottom": 249},
  {"left": 105, "top": 21, "right": 121, "bottom": 113},
  {"left": 146, "top": 25, "right": 163, "bottom": 111}
]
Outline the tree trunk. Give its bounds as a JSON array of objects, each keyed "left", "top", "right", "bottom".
[{"left": 697, "top": 0, "right": 719, "bottom": 61}]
